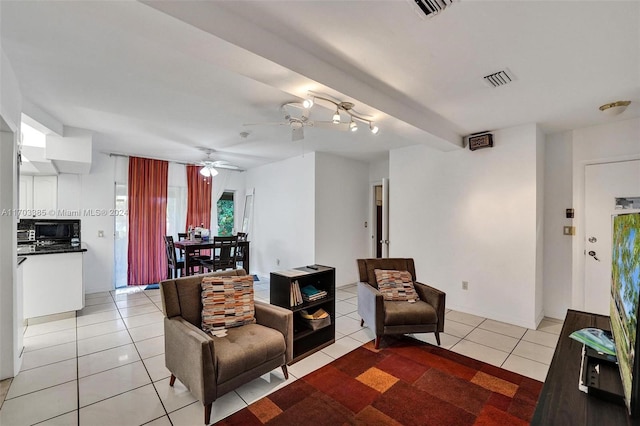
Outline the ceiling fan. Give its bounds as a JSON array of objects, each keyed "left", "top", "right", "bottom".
[
  {"left": 196, "top": 149, "right": 244, "bottom": 177},
  {"left": 244, "top": 102, "right": 348, "bottom": 141}
]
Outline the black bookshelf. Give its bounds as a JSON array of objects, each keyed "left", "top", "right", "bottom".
[{"left": 270, "top": 265, "right": 336, "bottom": 363}]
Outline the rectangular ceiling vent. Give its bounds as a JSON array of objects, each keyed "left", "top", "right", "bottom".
[
  {"left": 411, "top": 0, "right": 454, "bottom": 18},
  {"left": 483, "top": 69, "right": 516, "bottom": 88}
]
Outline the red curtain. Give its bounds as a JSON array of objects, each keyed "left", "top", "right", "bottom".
[
  {"left": 186, "top": 165, "right": 212, "bottom": 231},
  {"left": 128, "top": 157, "right": 168, "bottom": 285}
]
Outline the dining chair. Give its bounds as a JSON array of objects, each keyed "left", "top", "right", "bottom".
[
  {"left": 235, "top": 232, "right": 248, "bottom": 269},
  {"left": 178, "top": 232, "right": 207, "bottom": 274},
  {"left": 164, "top": 235, "right": 185, "bottom": 279},
  {"left": 201, "top": 235, "right": 238, "bottom": 272}
]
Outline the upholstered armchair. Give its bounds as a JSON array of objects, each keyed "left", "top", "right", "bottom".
[
  {"left": 357, "top": 258, "right": 445, "bottom": 349},
  {"left": 160, "top": 269, "right": 293, "bottom": 424}
]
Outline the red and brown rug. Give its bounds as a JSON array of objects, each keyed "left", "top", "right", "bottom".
[{"left": 217, "top": 336, "right": 543, "bottom": 426}]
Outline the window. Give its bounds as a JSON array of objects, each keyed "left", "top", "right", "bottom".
[
  {"left": 166, "top": 186, "right": 187, "bottom": 239},
  {"left": 217, "top": 191, "right": 234, "bottom": 236}
]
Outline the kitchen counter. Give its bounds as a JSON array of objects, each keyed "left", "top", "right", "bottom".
[{"left": 17, "top": 243, "right": 87, "bottom": 256}]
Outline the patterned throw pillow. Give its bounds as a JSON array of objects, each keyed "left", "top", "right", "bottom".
[
  {"left": 201, "top": 275, "right": 255, "bottom": 336},
  {"left": 374, "top": 269, "right": 420, "bottom": 303}
]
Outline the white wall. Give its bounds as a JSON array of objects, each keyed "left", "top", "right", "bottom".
[
  {"left": 78, "top": 150, "right": 116, "bottom": 293},
  {"left": 0, "top": 50, "right": 21, "bottom": 131},
  {"left": 369, "top": 158, "right": 389, "bottom": 183},
  {"left": 315, "top": 152, "right": 370, "bottom": 286},
  {"left": 535, "top": 126, "right": 545, "bottom": 325},
  {"left": 0, "top": 47, "right": 22, "bottom": 378},
  {"left": 390, "top": 124, "right": 541, "bottom": 329},
  {"left": 542, "top": 117, "right": 640, "bottom": 319},
  {"left": 245, "top": 154, "right": 316, "bottom": 274},
  {"left": 543, "top": 131, "right": 573, "bottom": 319},
  {"left": 571, "top": 118, "right": 640, "bottom": 310}
]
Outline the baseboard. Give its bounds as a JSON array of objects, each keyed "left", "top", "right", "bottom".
[{"left": 26, "top": 310, "right": 75, "bottom": 325}]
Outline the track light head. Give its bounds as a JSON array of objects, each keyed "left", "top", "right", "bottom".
[
  {"left": 332, "top": 110, "right": 341, "bottom": 124},
  {"left": 303, "top": 98, "right": 314, "bottom": 109},
  {"left": 349, "top": 121, "right": 358, "bottom": 132},
  {"left": 370, "top": 124, "right": 379, "bottom": 134}
]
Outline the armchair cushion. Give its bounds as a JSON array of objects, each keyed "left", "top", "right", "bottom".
[
  {"left": 374, "top": 269, "right": 420, "bottom": 302},
  {"left": 214, "top": 323, "right": 286, "bottom": 383},
  {"left": 201, "top": 275, "right": 255, "bottom": 335},
  {"left": 384, "top": 300, "right": 437, "bottom": 326}
]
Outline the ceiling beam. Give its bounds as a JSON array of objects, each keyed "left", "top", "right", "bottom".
[{"left": 142, "top": 1, "right": 464, "bottom": 151}]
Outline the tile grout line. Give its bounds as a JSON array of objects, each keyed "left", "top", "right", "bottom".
[{"left": 120, "top": 291, "right": 174, "bottom": 423}]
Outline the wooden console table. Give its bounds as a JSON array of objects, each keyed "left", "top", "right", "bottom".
[{"left": 532, "top": 309, "right": 632, "bottom": 425}]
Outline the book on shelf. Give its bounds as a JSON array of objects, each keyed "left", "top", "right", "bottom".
[
  {"left": 290, "top": 280, "right": 304, "bottom": 307},
  {"left": 300, "top": 284, "right": 327, "bottom": 302}
]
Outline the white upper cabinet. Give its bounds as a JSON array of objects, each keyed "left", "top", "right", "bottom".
[{"left": 19, "top": 175, "right": 57, "bottom": 218}]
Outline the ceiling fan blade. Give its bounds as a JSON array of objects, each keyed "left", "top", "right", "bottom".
[
  {"left": 243, "top": 122, "right": 288, "bottom": 126},
  {"left": 311, "top": 121, "right": 350, "bottom": 131},
  {"left": 292, "top": 127, "right": 304, "bottom": 141},
  {"left": 211, "top": 160, "right": 243, "bottom": 171}
]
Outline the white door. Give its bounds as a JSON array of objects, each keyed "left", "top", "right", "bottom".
[{"left": 585, "top": 160, "right": 640, "bottom": 315}]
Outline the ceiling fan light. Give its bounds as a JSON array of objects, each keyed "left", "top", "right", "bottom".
[
  {"left": 303, "top": 98, "right": 314, "bottom": 109},
  {"left": 332, "top": 111, "right": 341, "bottom": 124},
  {"left": 349, "top": 121, "right": 358, "bottom": 132},
  {"left": 370, "top": 124, "right": 379, "bottom": 134},
  {"left": 200, "top": 166, "right": 211, "bottom": 177}
]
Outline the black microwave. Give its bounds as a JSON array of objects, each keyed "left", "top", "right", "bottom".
[{"left": 35, "top": 221, "right": 80, "bottom": 241}]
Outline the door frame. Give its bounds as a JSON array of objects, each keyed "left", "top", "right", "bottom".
[{"left": 370, "top": 181, "right": 382, "bottom": 257}]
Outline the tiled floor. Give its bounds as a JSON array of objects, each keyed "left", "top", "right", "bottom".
[{"left": 0, "top": 278, "right": 563, "bottom": 425}]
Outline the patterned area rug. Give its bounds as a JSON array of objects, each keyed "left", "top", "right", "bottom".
[{"left": 217, "top": 336, "right": 542, "bottom": 426}]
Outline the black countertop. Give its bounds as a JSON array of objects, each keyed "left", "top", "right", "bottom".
[{"left": 17, "top": 243, "right": 88, "bottom": 256}]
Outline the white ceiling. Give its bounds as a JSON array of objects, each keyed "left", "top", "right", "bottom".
[{"left": 1, "top": 0, "right": 638, "bottom": 169}]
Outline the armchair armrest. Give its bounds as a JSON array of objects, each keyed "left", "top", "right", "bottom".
[
  {"left": 254, "top": 301, "right": 294, "bottom": 363},
  {"left": 164, "top": 317, "right": 217, "bottom": 405},
  {"left": 414, "top": 282, "right": 446, "bottom": 332},
  {"left": 357, "top": 282, "right": 384, "bottom": 335}
]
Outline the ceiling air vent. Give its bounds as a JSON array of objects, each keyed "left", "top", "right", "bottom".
[
  {"left": 412, "top": 0, "right": 454, "bottom": 18},
  {"left": 483, "top": 69, "right": 516, "bottom": 88}
]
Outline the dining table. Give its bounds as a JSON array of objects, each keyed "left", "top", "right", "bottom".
[{"left": 173, "top": 239, "right": 250, "bottom": 276}]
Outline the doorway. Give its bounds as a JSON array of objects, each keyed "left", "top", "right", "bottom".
[
  {"left": 371, "top": 178, "right": 389, "bottom": 258},
  {"left": 375, "top": 185, "right": 382, "bottom": 258},
  {"left": 584, "top": 160, "right": 640, "bottom": 315}
]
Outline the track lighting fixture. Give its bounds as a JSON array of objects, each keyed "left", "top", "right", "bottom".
[
  {"left": 332, "top": 110, "right": 341, "bottom": 124},
  {"left": 306, "top": 92, "right": 380, "bottom": 136}
]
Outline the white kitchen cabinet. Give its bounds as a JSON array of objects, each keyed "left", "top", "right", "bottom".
[
  {"left": 19, "top": 175, "right": 57, "bottom": 218},
  {"left": 23, "top": 252, "right": 84, "bottom": 319},
  {"left": 19, "top": 175, "right": 33, "bottom": 211}
]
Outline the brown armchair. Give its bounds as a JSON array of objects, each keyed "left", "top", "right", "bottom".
[
  {"left": 160, "top": 269, "right": 293, "bottom": 424},
  {"left": 357, "top": 258, "right": 445, "bottom": 349}
]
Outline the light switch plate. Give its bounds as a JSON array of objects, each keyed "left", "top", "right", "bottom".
[
  {"left": 563, "top": 226, "right": 575, "bottom": 236},
  {"left": 98, "top": 230, "right": 104, "bottom": 238}
]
